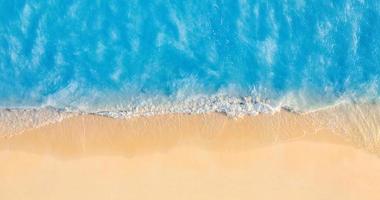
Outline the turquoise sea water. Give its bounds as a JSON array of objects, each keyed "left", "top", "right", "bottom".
[{"left": 0, "top": 0, "right": 379, "bottom": 117}]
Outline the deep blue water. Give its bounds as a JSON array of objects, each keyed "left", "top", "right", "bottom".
[{"left": 0, "top": 0, "right": 379, "bottom": 113}]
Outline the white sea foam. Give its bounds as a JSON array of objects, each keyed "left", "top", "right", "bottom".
[
  {"left": 1, "top": 90, "right": 379, "bottom": 137},
  {"left": 94, "top": 95, "right": 276, "bottom": 119},
  {"left": 258, "top": 37, "right": 278, "bottom": 66},
  {"left": 0, "top": 94, "right": 280, "bottom": 136},
  {"left": 0, "top": 107, "right": 75, "bottom": 137},
  {"left": 20, "top": 3, "right": 32, "bottom": 35}
]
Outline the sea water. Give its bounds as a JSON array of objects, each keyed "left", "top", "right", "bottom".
[{"left": 0, "top": 0, "right": 379, "bottom": 122}]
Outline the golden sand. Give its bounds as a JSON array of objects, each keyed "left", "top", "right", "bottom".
[{"left": 1, "top": 105, "right": 380, "bottom": 199}]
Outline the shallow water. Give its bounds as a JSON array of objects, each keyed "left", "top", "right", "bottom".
[{"left": 0, "top": 0, "right": 379, "bottom": 117}]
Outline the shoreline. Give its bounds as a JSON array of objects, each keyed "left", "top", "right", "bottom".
[
  {"left": 2, "top": 100, "right": 378, "bottom": 138},
  {"left": 0, "top": 111, "right": 351, "bottom": 158},
  {"left": 2, "top": 103, "right": 380, "bottom": 156},
  {"left": 1, "top": 105, "right": 380, "bottom": 199}
]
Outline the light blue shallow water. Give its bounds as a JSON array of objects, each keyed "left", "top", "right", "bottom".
[{"left": 0, "top": 0, "right": 379, "bottom": 115}]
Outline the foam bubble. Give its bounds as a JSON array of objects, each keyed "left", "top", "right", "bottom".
[{"left": 0, "top": 107, "right": 75, "bottom": 137}]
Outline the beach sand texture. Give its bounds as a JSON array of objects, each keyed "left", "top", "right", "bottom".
[{"left": 0, "top": 104, "right": 380, "bottom": 200}]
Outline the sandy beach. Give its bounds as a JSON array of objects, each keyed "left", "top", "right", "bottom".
[
  {"left": 1, "top": 104, "right": 380, "bottom": 200},
  {"left": 1, "top": 0, "right": 380, "bottom": 199}
]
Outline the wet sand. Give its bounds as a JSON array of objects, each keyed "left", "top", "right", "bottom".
[{"left": 1, "top": 105, "right": 380, "bottom": 199}]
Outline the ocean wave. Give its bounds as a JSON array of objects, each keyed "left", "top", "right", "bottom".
[
  {"left": 1, "top": 93, "right": 378, "bottom": 136},
  {"left": 93, "top": 95, "right": 276, "bottom": 118},
  {"left": 0, "top": 93, "right": 291, "bottom": 136}
]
